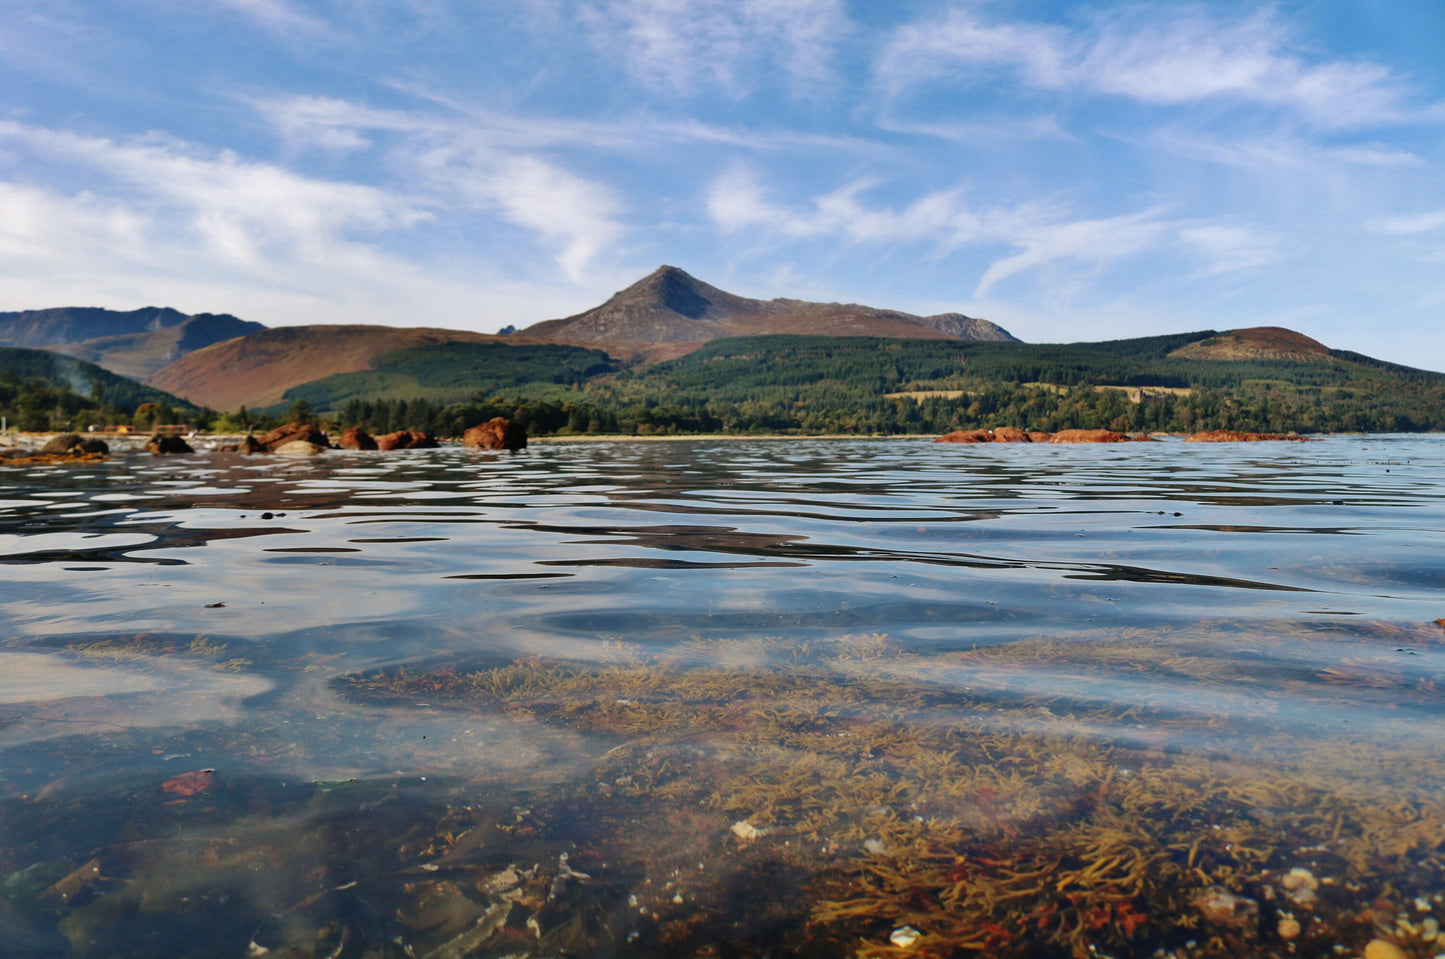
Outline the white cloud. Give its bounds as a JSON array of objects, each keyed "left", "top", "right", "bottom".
[
  {"left": 0, "top": 122, "right": 425, "bottom": 270},
  {"left": 1366, "top": 209, "right": 1445, "bottom": 236},
  {"left": 577, "top": 0, "right": 849, "bottom": 97},
  {"left": 878, "top": 7, "right": 1422, "bottom": 129}
]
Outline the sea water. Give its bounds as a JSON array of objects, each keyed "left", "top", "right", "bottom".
[{"left": 2, "top": 436, "right": 1443, "bottom": 957}]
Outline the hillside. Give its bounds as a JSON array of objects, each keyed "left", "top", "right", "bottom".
[
  {"left": 0, "top": 306, "right": 190, "bottom": 347},
  {"left": 520, "top": 266, "right": 1018, "bottom": 360},
  {"left": 0, "top": 346, "right": 200, "bottom": 430},
  {"left": 147, "top": 325, "right": 553, "bottom": 411}
]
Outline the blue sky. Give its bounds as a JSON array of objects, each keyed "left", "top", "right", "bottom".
[{"left": 2, "top": 2, "right": 1443, "bottom": 370}]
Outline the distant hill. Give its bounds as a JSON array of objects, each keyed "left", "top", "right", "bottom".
[
  {"left": 0, "top": 346, "right": 197, "bottom": 413},
  {"left": 147, "top": 325, "right": 554, "bottom": 411},
  {"left": 0, "top": 306, "right": 264, "bottom": 381},
  {"left": 520, "top": 266, "right": 1018, "bottom": 360}
]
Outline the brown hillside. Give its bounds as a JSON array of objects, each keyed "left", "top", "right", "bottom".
[
  {"left": 1169, "top": 327, "right": 1330, "bottom": 362},
  {"left": 521, "top": 266, "right": 1017, "bottom": 360},
  {"left": 147, "top": 325, "right": 533, "bottom": 411}
]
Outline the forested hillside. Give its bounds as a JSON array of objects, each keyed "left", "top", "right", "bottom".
[{"left": 324, "top": 334, "right": 1445, "bottom": 438}]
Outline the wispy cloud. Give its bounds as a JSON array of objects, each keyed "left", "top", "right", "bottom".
[
  {"left": 1366, "top": 209, "right": 1445, "bottom": 235},
  {"left": 877, "top": 7, "right": 1424, "bottom": 129},
  {"left": 575, "top": 0, "right": 849, "bottom": 97},
  {"left": 708, "top": 165, "right": 1289, "bottom": 297},
  {"left": 203, "top": 0, "right": 330, "bottom": 36}
]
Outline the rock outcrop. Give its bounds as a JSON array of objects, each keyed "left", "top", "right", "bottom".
[
  {"left": 462, "top": 418, "right": 527, "bottom": 451},
  {"left": 146, "top": 433, "right": 193, "bottom": 454},
  {"left": 36, "top": 433, "right": 110, "bottom": 455},
  {"left": 1048, "top": 430, "right": 1138, "bottom": 443},
  {"left": 991, "top": 426, "right": 1031, "bottom": 443},
  {"left": 273, "top": 440, "right": 328, "bottom": 456},
  {"left": 1186, "top": 430, "right": 1307, "bottom": 442},
  {"left": 255, "top": 422, "right": 330, "bottom": 451},
  {"left": 935, "top": 429, "right": 992, "bottom": 443},
  {"left": 376, "top": 430, "right": 439, "bottom": 451},
  {"left": 338, "top": 426, "right": 378, "bottom": 450}
]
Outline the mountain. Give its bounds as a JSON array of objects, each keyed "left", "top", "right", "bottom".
[
  {"left": 1165, "top": 327, "right": 1330, "bottom": 362},
  {"left": 520, "top": 266, "right": 1018, "bottom": 360},
  {"left": 0, "top": 306, "right": 265, "bottom": 381},
  {"left": 0, "top": 306, "right": 190, "bottom": 346},
  {"left": 147, "top": 325, "right": 549, "bottom": 411},
  {"left": 48, "top": 313, "right": 265, "bottom": 381}
]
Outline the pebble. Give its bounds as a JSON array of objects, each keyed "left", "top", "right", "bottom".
[
  {"left": 731, "top": 820, "right": 765, "bottom": 842},
  {"left": 1363, "top": 940, "right": 1408, "bottom": 959},
  {"left": 889, "top": 926, "right": 922, "bottom": 949},
  {"left": 1277, "top": 916, "right": 1301, "bottom": 940}
]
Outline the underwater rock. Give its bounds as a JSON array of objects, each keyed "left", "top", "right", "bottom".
[
  {"left": 145, "top": 432, "right": 193, "bottom": 454},
  {"left": 273, "top": 440, "right": 328, "bottom": 456},
  {"left": 1277, "top": 916, "right": 1301, "bottom": 940},
  {"left": 337, "top": 426, "right": 378, "bottom": 450},
  {"left": 731, "top": 820, "right": 765, "bottom": 842},
  {"left": 1193, "top": 886, "right": 1258, "bottom": 928},
  {"left": 1364, "top": 940, "right": 1408, "bottom": 959},
  {"left": 255, "top": 422, "right": 329, "bottom": 451},
  {"left": 376, "top": 430, "right": 439, "bottom": 450},
  {"left": 463, "top": 417, "right": 527, "bottom": 451}
]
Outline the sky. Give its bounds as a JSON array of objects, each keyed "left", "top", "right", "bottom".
[{"left": 1, "top": 2, "right": 1443, "bottom": 370}]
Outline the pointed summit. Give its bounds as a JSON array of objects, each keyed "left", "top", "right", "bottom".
[{"left": 521, "top": 266, "right": 1018, "bottom": 361}]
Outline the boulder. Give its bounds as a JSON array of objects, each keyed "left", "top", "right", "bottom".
[
  {"left": 1027, "top": 431, "right": 1053, "bottom": 443},
  {"left": 462, "top": 417, "right": 527, "bottom": 451},
  {"left": 146, "top": 433, "right": 193, "bottom": 454},
  {"left": 991, "top": 426, "right": 1031, "bottom": 443},
  {"left": 935, "top": 429, "right": 991, "bottom": 443},
  {"left": 255, "top": 422, "right": 329, "bottom": 451},
  {"left": 1186, "top": 430, "right": 1307, "bottom": 442},
  {"left": 39, "top": 433, "right": 84, "bottom": 454},
  {"left": 76, "top": 438, "right": 109, "bottom": 454},
  {"left": 338, "top": 426, "right": 378, "bottom": 450},
  {"left": 273, "top": 440, "right": 328, "bottom": 456},
  {"left": 376, "top": 430, "right": 439, "bottom": 451},
  {"left": 1047, "top": 429, "right": 1131, "bottom": 443}
]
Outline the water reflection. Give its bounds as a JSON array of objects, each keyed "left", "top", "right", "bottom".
[{"left": 2, "top": 436, "right": 1444, "bottom": 956}]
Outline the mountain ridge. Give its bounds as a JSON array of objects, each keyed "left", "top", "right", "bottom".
[{"left": 520, "top": 266, "right": 1019, "bottom": 360}]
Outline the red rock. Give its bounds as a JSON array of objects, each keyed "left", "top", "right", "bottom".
[
  {"left": 255, "top": 422, "right": 329, "bottom": 451},
  {"left": 1047, "top": 429, "right": 1130, "bottom": 443},
  {"left": 990, "top": 426, "right": 1031, "bottom": 442},
  {"left": 1027, "top": 431, "right": 1053, "bottom": 443},
  {"left": 462, "top": 417, "right": 527, "bottom": 451},
  {"left": 338, "top": 426, "right": 378, "bottom": 450},
  {"left": 935, "top": 429, "right": 991, "bottom": 443},
  {"left": 1186, "top": 430, "right": 1307, "bottom": 442},
  {"left": 376, "top": 430, "right": 439, "bottom": 451}
]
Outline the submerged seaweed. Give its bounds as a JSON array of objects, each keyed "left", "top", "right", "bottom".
[{"left": 329, "top": 630, "right": 1445, "bottom": 958}]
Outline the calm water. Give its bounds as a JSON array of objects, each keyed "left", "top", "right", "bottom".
[{"left": 2, "top": 436, "right": 1444, "bottom": 958}]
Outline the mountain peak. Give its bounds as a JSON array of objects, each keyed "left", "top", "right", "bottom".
[{"left": 520, "top": 267, "right": 1017, "bottom": 360}]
